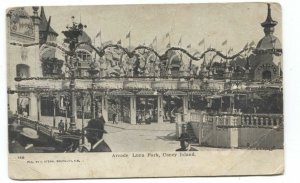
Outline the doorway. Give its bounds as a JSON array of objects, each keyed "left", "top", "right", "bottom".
[
  {"left": 136, "top": 96, "right": 158, "bottom": 124},
  {"left": 262, "top": 70, "right": 271, "bottom": 80}
]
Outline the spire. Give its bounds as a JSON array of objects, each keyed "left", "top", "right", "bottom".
[
  {"left": 261, "top": 4, "right": 277, "bottom": 28},
  {"left": 39, "top": 6, "right": 58, "bottom": 37},
  {"left": 40, "top": 6, "right": 46, "bottom": 22}
]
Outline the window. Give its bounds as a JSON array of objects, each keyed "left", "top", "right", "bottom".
[
  {"left": 76, "top": 51, "right": 92, "bottom": 62},
  {"left": 16, "top": 64, "right": 30, "bottom": 78}
]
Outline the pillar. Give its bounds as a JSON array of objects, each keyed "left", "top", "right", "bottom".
[
  {"left": 29, "top": 93, "right": 38, "bottom": 120},
  {"left": 183, "top": 95, "right": 189, "bottom": 122},
  {"left": 37, "top": 95, "right": 41, "bottom": 121},
  {"left": 101, "top": 95, "right": 108, "bottom": 122},
  {"left": 71, "top": 92, "right": 77, "bottom": 121},
  {"left": 130, "top": 95, "right": 136, "bottom": 125},
  {"left": 8, "top": 93, "right": 18, "bottom": 114},
  {"left": 157, "top": 95, "right": 164, "bottom": 123},
  {"left": 229, "top": 116, "right": 239, "bottom": 148}
]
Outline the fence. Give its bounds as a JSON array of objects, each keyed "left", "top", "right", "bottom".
[{"left": 185, "top": 111, "right": 283, "bottom": 149}]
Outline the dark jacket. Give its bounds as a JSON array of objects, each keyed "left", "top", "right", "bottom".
[
  {"left": 90, "top": 140, "right": 112, "bottom": 152},
  {"left": 9, "top": 141, "right": 43, "bottom": 153}
]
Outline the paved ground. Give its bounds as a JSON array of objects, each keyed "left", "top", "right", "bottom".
[
  {"left": 32, "top": 116, "right": 285, "bottom": 152},
  {"left": 37, "top": 116, "right": 181, "bottom": 152},
  {"left": 104, "top": 123, "right": 180, "bottom": 152}
]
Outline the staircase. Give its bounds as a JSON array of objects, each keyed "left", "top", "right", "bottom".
[{"left": 186, "top": 122, "right": 199, "bottom": 144}]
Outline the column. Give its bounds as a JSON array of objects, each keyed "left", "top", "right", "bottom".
[
  {"left": 72, "top": 92, "right": 77, "bottom": 121},
  {"left": 29, "top": 93, "right": 38, "bottom": 120},
  {"left": 37, "top": 94, "right": 41, "bottom": 121},
  {"left": 8, "top": 93, "right": 18, "bottom": 114},
  {"left": 229, "top": 116, "right": 239, "bottom": 148},
  {"left": 157, "top": 95, "right": 164, "bottom": 123},
  {"left": 101, "top": 95, "right": 108, "bottom": 122},
  {"left": 130, "top": 95, "right": 136, "bottom": 125},
  {"left": 183, "top": 95, "right": 189, "bottom": 122}
]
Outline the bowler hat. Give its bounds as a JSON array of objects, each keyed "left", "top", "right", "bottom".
[{"left": 84, "top": 119, "right": 107, "bottom": 133}]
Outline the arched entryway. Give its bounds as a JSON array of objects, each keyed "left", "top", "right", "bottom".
[{"left": 262, "top": 70, "right": 272, "bottom": 80}]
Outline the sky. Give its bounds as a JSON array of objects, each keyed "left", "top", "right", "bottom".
[{"left": 25, "top": 2, "right": 282, "bottom": 53}]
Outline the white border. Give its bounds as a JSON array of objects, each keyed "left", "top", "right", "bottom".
[{"left": 1, "top": 0, "right": 300, "bottom": 182}]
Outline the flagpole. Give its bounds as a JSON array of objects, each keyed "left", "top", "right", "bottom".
[
  {"left": 156, "top": 36, "right": 157, "bottom": 51},
  {"left": 203, "top": 39, "right": 206, "bottom": 63},
  {"left": 129, "top": 32, "right": 131, "bottom": 49},
  {"left": 99, "top": 29, "right": 102, "bottom": 47},
  {"left": 94, "top": 38, "right": 96, "bottom": 59}
]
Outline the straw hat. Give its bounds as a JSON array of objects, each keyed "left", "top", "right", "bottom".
[{"left": 20, "top": 128, "right": 39, "bottom": 139}]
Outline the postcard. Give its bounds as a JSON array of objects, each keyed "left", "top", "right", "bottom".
[{"left": 7, "top": 2, "right": 283, "bottom": 179}]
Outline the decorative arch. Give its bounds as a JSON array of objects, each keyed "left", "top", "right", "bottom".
[{"left": 168, "top": 51, "right": 182, "bottom": 68}]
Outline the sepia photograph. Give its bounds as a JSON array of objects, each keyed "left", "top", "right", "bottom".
[{"left": 6, "top": 2, "right": 284, "bottom": 179}]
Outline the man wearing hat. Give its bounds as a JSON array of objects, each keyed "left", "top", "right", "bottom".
[
  {"left": 176, "top": 124, "right": 197, "bottom": 151},
  {"left": 84, "top": 114, "right": 111, "bottom": 152},
  {"left": 9, "top": 127, "right": 41, "bottom": 153}
]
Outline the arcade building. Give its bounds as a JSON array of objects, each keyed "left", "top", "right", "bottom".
[{"left": 7, "top": 5, "right": 283, "bottom": 127}]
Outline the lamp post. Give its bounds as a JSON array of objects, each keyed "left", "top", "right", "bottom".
[
  {"left": 88, "top": 60, "right": 99, "bottom": 119},
  {"left": 62, "top": 17, "right": 87, "bottom": 131}
]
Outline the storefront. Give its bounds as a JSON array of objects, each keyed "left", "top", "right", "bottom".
[{"left": 136, "top": 94, "right": 158, "bottom": 124}]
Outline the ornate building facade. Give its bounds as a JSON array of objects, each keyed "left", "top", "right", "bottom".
[{"left": 7, "top": 4, "right": 283, "bottom": 128}]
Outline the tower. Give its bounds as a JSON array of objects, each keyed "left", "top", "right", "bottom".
[
  {"left": 252, "top": 3, "right": 282, "bottom": 81},
  {"left": 261, "top": 3, "right": 278, "bottom": 37}
]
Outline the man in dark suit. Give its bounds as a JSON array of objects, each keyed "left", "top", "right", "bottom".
[
  {"left": 84, "top": 112, "right": 111, "bottom": 152},
  {"left": 9, "top": 127, "right": 42, "bottom": 153},
  {"left": 176, "top": 125, "right": 198, "bottom": 151}
]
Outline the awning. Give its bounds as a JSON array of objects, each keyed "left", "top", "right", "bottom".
[
  {"left": 108, "top": 90, "right": 134, "bottom": 96},
  {"left": 189, "top": 91, "right": 213, "bottom": 96},
  {"left": 164, "top": 90, "right": 187, "bottom": 96},
  {"left": 136, "top": 90, "right": 159, "bottom": 96},
  {"left": 207, "top": 95, "right": 222, "bottom": 99}
]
